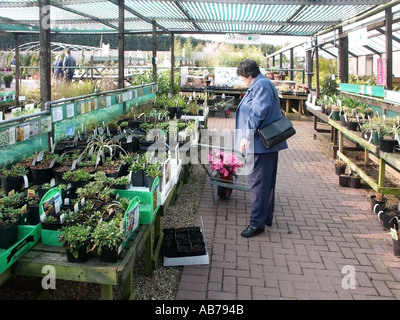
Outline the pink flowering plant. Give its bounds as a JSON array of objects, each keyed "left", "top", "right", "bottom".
[{"left": 208, "top": 149, "right": 243, "bottom": 177}]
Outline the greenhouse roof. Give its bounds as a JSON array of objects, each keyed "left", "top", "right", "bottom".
[{"left": 0, "top": 0, "right": 396, "bottom": 37}]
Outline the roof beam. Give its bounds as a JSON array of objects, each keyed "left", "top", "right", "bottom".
[
  {"left": 363, "top": 44, "right": 382, "bottom": 55},
  {"left": 108, "top": 0, "right": 170, "bottom": 33},
  {"left": 375, "top": 27, "right": 400, "bottom": 44},
  {"left": 51, "top": 3, "right": 119, "bottom": 30},
  {"left": 173, "top": 1, "right": 201, "bottom": 32}
]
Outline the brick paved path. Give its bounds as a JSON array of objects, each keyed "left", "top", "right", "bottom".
[{"left": 175, "top": 115, "right": 400, "bottom": 300}]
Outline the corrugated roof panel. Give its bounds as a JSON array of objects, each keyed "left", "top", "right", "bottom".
[
  {"left": 125, "top": 0, "right": 187, "bottom": 19},
  {"left": 280, "top": 24, "right": 328, "bottom": 36},
  {"left": 180, "top": 2, "right": 299, "bottom": 22},
  {"left": 0, "top": 0, "right": 395, "bottom": 39},
  {"left": 63, "top": 2, "right": 120, "bottom": 20},
  {"left": 157, "top": 21, "right": 198, "bottom": 32},
  {"left": 197, "top": 21, "right": 280, "bottom": 34},
  {"left": 124, "top": 20, "right": 154, "bottom": 33},
  {"left": 295, "top": 5, "right": 374, "bottom": 22}
]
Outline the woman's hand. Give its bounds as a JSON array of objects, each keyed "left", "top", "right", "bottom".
[{"left": 240, "top": 138, "right": 248, "bottom": 153}]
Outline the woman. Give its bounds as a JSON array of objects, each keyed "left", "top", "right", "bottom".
[
  {"left": 52, "top": 55, "right": 64, "bottom": 82},
  {"left": 235, "top": 59, "right": 288, "bottom": 238}
]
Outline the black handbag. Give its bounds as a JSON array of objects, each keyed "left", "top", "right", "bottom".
[{"left": 257, "top": 115, "right": 296, "bottom": 149}]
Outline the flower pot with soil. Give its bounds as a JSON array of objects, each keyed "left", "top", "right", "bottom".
[
  {"left": 58, "top": 224, "right": 92, "bottom": 263},
  {"left": 0, "top": 164, "right": 28, "bottom": 194}
]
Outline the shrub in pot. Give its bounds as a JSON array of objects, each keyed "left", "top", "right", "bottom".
[
  {"left": 58, "top": 224, "right": 92, "bottom": 262},
  {"left": 0, "top": 164, "right": 28, "bottom": 194},
  {"left": 92, "top": 218, "right": 125, "bottom": 263}
]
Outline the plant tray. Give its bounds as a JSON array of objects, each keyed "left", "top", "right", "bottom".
[
  {"left": 163, "top": 220, "right": 209, "bottom": 266},
  {"left": 0, "top": 224, "right": 41, "bottom": 274}
]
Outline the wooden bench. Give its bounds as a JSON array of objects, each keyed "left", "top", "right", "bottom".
[{"left": 12, "top": 213, "right": 163, "bottom": 300}]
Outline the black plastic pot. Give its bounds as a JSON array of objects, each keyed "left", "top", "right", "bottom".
[
  {"left": 349, "top": 175, "right": 361, "bottom": 188},
  {"left": 66, "top": 243, "right": 89, "bottom": 263},
  {"left": 99, "top": 246, "right": 119, "bottom": 263},
  {"left": 346, "top": 121, "right": 360, "bottom": 131},
  {"left": 0, "top": 220, "right": 18, "bottom": 249},
  {"left": 335, "top": 165, "right": 346, "bottom": 175},
  {"left": 0, "top": 175, "right": 24, "bottom": 194},
  {"left": 393, "top": 238, "right": 400, "bottom": 257},
  {"left": 378, "top": 210, "right": 399, "bottom": 230},
  {"left": 370, "top": 195, "right": 385, "bottom": 214},
  {"left": 339, "top": 174, "right": 349, "bottom": 187},
  {"left": 379, "top": 138, "right": 397, "bottom": 153}
]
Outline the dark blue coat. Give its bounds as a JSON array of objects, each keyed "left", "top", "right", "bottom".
[{"left": 235, "top": 73, "right": 288, "bottom": 154}]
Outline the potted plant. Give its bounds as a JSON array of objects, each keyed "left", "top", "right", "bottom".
[
  {"left": 3, "top": 73, "right": 13, "bottom": 88},
  {"left": 92, "top": 218, "right": 125, "bottom": 262},
  {"left": 331, "top": 106, "right": 341, "bottom": 121},
  {"left": 349, "top": 172, "right": 361, "bottom": 188},
  {"left": 0, "top": 164, "right": 28, "bottom": 194},
  {"left": 361, "top": 117, "right": 381, "bottom": 145},
  {"left": 334, "top": 159, "right": 346, "bottom": 175},
  {"left": 208, "top": 149, "right": 243, "bottom": 199},
  {"left": 129, "top": 153, "right": 147, "bottom": 186},
  {"left": 379, "top": 122, "right": 399, "bottom": 153},
  {"left": 111, "top": 176, "right": 130, "bottom": 190},
  {"left": 0, "top": 205, "right": 21, "bottom": 249},
  {"left": 145, "top": 162, "right": 163, "bottom": 191},
  {"left": 62, "top": 169, "right": 92, "bottom": 197},
  {"left": 378, "top": 205, "right": 399, "bottom": 230},
  {"left": 29, "top": 151, "right": 59, "bottom": 185},
  {"left": 58, "top": 224, "right": 92, "bottom": 262}
]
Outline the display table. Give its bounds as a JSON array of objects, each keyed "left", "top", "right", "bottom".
[
  {"left": 306, "top": 102, "right": 400, "bottom": 199},
  {"left": 13, "top": 212, "right": 162, "bottom": 300},
  {"left": 279, "top": 93, "right": 308, "bottom": 118}
]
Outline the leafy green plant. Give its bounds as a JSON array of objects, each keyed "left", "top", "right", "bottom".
[
  {"left": 1, "top": 191, "right": 25, "bottom": 208},
  {"left": 62, "top": 169, "right": 92, "bottom": 182},
  {"left": 0, "top": 206, "right": 21, "bottom": 227},
  {"left": 91, "top": 219, "right": 125, "bottom": 254},
  {"left": 2, "top": 73, "right": 13, "bottom": 83},
  {"left": 145, "top": 162, "right": 163, "bottom": 178},
  {"left": 320, "top": 75, "right": 338, "bottom": 97},
  {"left": 0, "top": 164, "right": 28, "bottom": 177},
  {"left": 58, "top": 224, "right": 92, "bottom": 259}
]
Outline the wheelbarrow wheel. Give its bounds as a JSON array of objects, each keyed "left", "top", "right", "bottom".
[
  {"left": 217, "top": 186, "right": 233, "bottom": 199},
  {"left": 225, "top": 108, "right": 230, "bottom": 118}
]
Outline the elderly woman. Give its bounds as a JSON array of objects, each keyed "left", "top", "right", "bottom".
[{"left": 235, "top": 59, "right": 288, "bottom": 238}]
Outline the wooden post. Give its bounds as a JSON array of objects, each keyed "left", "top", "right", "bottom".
[
  {"left": 306, "top": 49, "right": 313, "bottom": 89},
  {"left": 315, "top": 37, "right": 320, "bottom": 98},
  {"left": 152, "top": 21, "right": 157, "bottom": 84},
  {"left": 170, "top": 33, "right": 175, "bottom": 95},
  {"left": 39, "top": 0, "right": 51, "bottom": 110},
  {"left": 289, "top": 48, "right": 294, "bottom": 81},
  {"left": 118, "top": 0, "right": 125, "bottom": 90},
  {"left": 338, "top": 27, "right": 349, "bottom": 84},
  {"left": 385, "top": 8, "right": 393, "bottom": 90},
  {"left": 14, "top": 34, "right": 19, "bottom": 109}
]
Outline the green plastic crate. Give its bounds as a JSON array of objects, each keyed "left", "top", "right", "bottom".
[
  {"left": 113, "top": 177, "right": 161, "bottom": 225},
  {"left": 0, "top": 224, "right": 41, "bottom": 274}
]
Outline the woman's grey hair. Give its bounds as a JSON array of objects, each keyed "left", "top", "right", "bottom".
[{"left": 236, "top": 59, "right": 261, "bottom": 78}]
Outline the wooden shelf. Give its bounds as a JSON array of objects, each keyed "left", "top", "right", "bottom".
[{"left": 307, "top": 104, "right": 400, "bottom": 198}]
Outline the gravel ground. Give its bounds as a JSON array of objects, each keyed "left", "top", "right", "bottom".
[{"left": 0, "top": 164, "right": 206, "bottom": 300}]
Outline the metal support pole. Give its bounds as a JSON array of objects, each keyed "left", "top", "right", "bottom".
[{"left": 39, "top": 0, "right": 51, "bottom": 110}]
